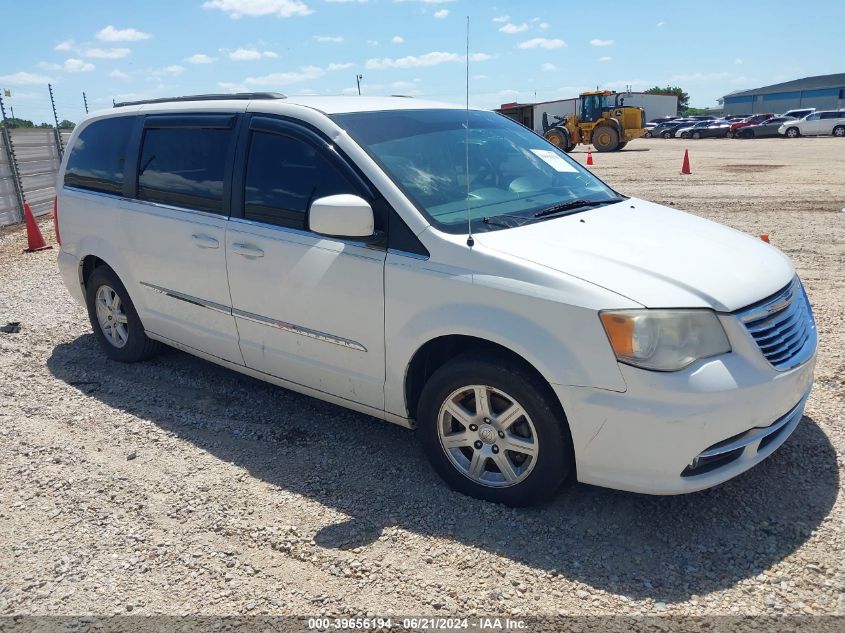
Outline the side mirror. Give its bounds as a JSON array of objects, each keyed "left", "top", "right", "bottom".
[{"left": 308, "top": 194, "right": 375, "bottom": 240}]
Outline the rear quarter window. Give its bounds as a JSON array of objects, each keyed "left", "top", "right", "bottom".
[{"left": 64, "top": 116, "right": 135, "bottom": 195}]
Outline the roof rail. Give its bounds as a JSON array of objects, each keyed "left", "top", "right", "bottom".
[{"left": 113, "top": 92, "right": 286, "bottom": 108}]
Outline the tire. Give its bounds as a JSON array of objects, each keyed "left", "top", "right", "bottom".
[
  {"left": 785, "top": 127, "right": 800, "bottom": 138},
  {"left": 644, "top": 130, "right": 652, "bottom": 138},
  {"left": 85, "top": 266, "right": 161, "bottom": 363},
  {"left": 833, "top": 125, "right": 845, "bottom": 137},
  {"left": 662, "top": 131, "right": 673, "bottom": 139},
  {"left": 417, "top": 352, "right": 574, "bottom": 506},
  {"left": 616, "top": 142, "right": 628, "bottom": 150},
  {"left": 692, "top": 131, "right": 701, "bottom": 139},
  {"left": 726, "top": 131, "right": 734, "bottom": 138},
  {"left": 592, "top": 126, "right": 619, "bottom": 152},
  {"left": 544, "top": 128, "right": 571, "bottom": 151}
]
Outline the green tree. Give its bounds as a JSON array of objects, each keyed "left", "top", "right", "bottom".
[
  {"left": 644, "top": 86, "right": 690, "bottom": 114},
  {"left": 1, "top": 117, "right": 34, "bottom": 129},
  {"left": 58, "top": 119, "right": 76, "bottom": 129}
]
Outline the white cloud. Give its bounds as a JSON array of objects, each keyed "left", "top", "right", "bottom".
[
  {"left": 656, "top": 21, "right": 665, "bottom": 27},
  {"left": 0, "top": 71, "right": 54, "bottom": 85},
  {"left": 538, "top": 21, "right": 549, "bottom": 30},
  {"left": 96, "top": 25, "right": 151, "bottom": 42},
  {"left": 492, "top": 15, "right": 509, "bottom": 23},
  {"left": 734, "top": 58, "right": 743, "bottom": 65},
  {"left": 518, "top": 38, "right": 566, "bottom": 50},
  {"left": 109, "top": 69, "right": 130, "bottom": 79},
  {"left": 590, "top": 38, "right": 614, "bottom": 47},
  {"left": 391, "top": 79, "right": 421, "bottom": 90},
  {"left": 38, "top": 61, "right": 62, "bottom": 70},
  {"left": 391, "top": 35, "right": 404, "bottom": 44},
  {"left": 63, "top": 58, "right": 96, "bottom": 73},
  {"left": 55, "top": 40, "right": 75, "bottom": 51},
  {"left": 241, "top": 62, "right": 347, "bottom": 87},
  {"left": 202, "top": 0, "right": 312, "bottom": 18},
  {"left": 186, "top": 53, "right": 217, "bottom": 64},
  {"left": 434, "top": 9, "right": 449, "bottom": 18},
  {"left": 599, "top": 56, "right": 612, "bottom": 62},
  {"left": 228, "top": 48, "right": 279, "bottom": 60},
  {"left": 314, "top": 35, "right": 344, "bottom": 42},
  {"left": 366, "top": 51, "right": 491, "bottom": 69},
  {"left": 499, "top": 23, "right": 529, "bottom": 34},
  {"left": 541, "top": 62, "right": 557, "bottom": 71},
  {"left": 367, "top": 39, "right": 379, "bottom": 45},
  {"left": 162, "top": 65, "right": 185, "bottom": 75},
  {"left": 83, "top": 47, "right": 131, "bottom": 59}
]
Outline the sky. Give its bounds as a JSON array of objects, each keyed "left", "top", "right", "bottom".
[{"left": 1, "top": 0, "right": 842, "bottom": 125}]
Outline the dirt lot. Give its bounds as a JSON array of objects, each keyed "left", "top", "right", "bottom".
[{"left": 1, "top": 136, "right": 844, "bottom": 619}]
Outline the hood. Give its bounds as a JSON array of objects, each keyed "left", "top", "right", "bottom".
[{"left": 475, "top": 198, "right": 794, "bottom": 311}]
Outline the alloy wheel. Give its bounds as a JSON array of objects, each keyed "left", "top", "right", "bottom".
[
  {"left": 95, "top": 285, "right": 129, "bottom": 348},
  {"left": 437, "top": 385, "right": 539, "bottom": 488}
]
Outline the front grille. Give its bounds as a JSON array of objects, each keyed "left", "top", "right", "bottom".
[{"left": 736, "top": 278, "right": 816, "bottom": 370}]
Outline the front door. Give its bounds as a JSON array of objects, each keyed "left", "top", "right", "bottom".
[{"left": 225, "top": 116, "right": 386, "bottom": 410}]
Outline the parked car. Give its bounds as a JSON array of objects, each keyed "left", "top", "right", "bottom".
[
  {"left": 729, "top": 113, "right": 776, "bottom": 137},
  {"left": 655, "top": 119, "right": 695, "bottom": 138},
  {"left": 689, "top": 120, "right": 732, "bottom": 139},
  {"left": 56, "top": 94, "right": 817, "bottom": 506},
  {"left": 780, "top": 108, "right": 815, "bottom": 120},
  {"left": 779, "top": 110, "right": 845, "bottom": 137},
  {"left": 649, "top": 116, "right": 679, "bottom": 125},
  {"left": 735, "top": 116, "right": 796, "bottom": 138},
  {"left": 675, "top": 121, "right": 713, "bottom": 138}
]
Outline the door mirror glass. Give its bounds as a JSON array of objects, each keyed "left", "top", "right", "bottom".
[{"left": 308, "top": 194, "right": 375, "bottom": 239}]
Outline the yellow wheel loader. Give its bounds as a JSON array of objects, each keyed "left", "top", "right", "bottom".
[{"left": 542, "top": 90, "right": 647, "bottom": 152}]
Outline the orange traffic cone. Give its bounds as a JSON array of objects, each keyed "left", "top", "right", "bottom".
[
  {"left": 760, "top": 234, "right": 770, "bottom": 243},
  {"left": 22, "top": 202, "right": 53, "bottom": 253},
  {"left": 680, "top": 149, "right": 691, "bottom": 175},
  {"left": 586, "top": 147, "right": 594, "bottom": 166}
]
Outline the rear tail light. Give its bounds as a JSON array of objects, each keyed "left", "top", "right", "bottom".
[{"left": 53, "top": 195, "right": 61, "bottom": 246}]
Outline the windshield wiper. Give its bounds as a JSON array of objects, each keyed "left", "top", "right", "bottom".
[
  {"left": 533, "top": 197, "right": 622, "bottom": 219},
  {"left": 482, "top": 214, "right": 535, "bottom": 228}
]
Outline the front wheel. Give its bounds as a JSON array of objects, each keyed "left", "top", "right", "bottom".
[
  {"left": 692, "top": 131, "right": 702, "bottom": 139},
  {"left": 833, "top": 125, "right": 845, "bottom": 137},
  {"left": 593, "top": 126, "right": 619, "bottom": 152},
  {"left": 785, "top": 127, "right": 800, "bottom": 138},
  {"left": 662, "top": 131, "right": 673, "bottom": 139},
  {"left": 85, "top": 266, "right": 162, "bottom": 362},
  {"left": 544, "top": 128, "right": 572, "bottom": 151},
  {"left": 417, "top": 354, "right": 574, "bottom": 506}
]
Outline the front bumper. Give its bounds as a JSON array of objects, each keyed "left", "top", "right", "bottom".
[{"left": 555, "top": 314, "right": 816, "bottom": 495}]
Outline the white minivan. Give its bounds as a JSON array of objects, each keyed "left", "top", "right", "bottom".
[{"left": 56, "top": 93, "right": 817, "bottom": 506}]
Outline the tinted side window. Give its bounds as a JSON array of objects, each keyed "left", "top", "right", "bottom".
[
  {"left": 820, "top": 112, "right": 843, "bottom": 119},
  {"left": 244, "top": 131, "right": 356, "bottom": 229},
  {"left": 138, "top": 127, "right": 233, "bottom": 214},
  {"left": 64, "top": 116, "right": 134, "bottom": 195}
]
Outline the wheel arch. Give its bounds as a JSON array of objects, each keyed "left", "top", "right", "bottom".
[{"left": 404, "top": 334, "right": 565, "bottom": 425}]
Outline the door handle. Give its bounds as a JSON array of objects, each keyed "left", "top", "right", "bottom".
[
  {"left": 231, "top": 242, "right": 264, "bottom": 258},
  {"left": 191, "top": 234, "right": 219, "bottom": 249}
]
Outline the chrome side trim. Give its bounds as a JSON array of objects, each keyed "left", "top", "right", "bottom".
[
  {"left": 228, "top": 216, "right": 373, "bottom": 249},
  {"left": 232, "top": 307, "right": 367, "bottom": 352},
  {"left": 140, "top": 281, "right": 367, "bottom": 352},
  {"left": 140, "top": 282, "right": 231, "bottom": 315}
]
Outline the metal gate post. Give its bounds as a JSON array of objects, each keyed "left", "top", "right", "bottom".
[
  {"left": 48, "top": 83, "right": 63, "bottom": 158},
  {"left": 0, "top": 92, "right": 26, "bottom": 223}
]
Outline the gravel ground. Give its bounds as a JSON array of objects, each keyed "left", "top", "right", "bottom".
[{"left": 0, "top": 136, "right": 843, "bottom": 620}]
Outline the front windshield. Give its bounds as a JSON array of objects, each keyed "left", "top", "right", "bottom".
[{"left": 332, "top": 109, "right": 620, "bottom": 233}]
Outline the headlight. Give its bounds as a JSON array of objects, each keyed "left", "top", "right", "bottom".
[{"left": 599, "top": 309, "right": 731, "bottom": 371}]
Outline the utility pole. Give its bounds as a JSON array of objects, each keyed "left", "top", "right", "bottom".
[
  {"left": 82, "top": 91, "right": 89, "bottom": 114},
  {"left": 48, "top": 83, "right": 63, "bottom": 158},
  {"left": 356, "top": 74, "right": 363, "bottom": 96}
]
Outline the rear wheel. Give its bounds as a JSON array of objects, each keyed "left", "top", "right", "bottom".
[
  {"left": 692, "top": 131, "right": 702, "bottom": 139},
  {"left": 833, "top": 125, "right": 845, "bottom": 137},
  {"left": 85, "top": 266, "right": 161, "bottom": 362},
  {"left": 417, "top": 353, "right": 573, "bottom": 506},
  {"left": 662, "top": 131, "right": 673, "bottom": 139},
  {"left": 593, "top": 126, "right": 619, "bottom": 152},
  {"left": 785, "top": 127, "right": 800, "bottom": 138}
]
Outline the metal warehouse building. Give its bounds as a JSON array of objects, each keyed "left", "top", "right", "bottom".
[{"left": 722, "top": 73, "right": 845, "bottom": 116}]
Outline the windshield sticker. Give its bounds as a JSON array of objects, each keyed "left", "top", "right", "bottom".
[{"left": 530, "top": 149, "right": 579, "bottom": 173}]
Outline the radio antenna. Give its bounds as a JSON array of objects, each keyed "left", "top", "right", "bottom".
[{"left": 465, "top": 15, "right": 473, "bottom": 247}]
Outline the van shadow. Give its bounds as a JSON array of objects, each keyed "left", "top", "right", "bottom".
[{"left": 47, "top": 335, "right": 839, "bottom": 603}]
